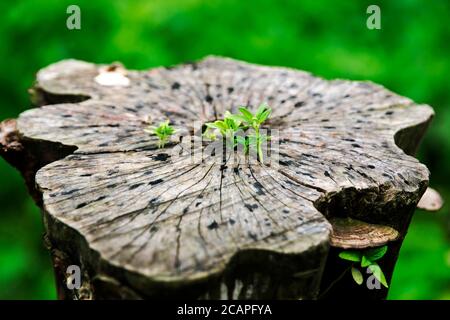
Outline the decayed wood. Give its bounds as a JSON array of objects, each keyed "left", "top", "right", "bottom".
[{"left": 0, "top": 56, "right": 434, "bottom": 299}]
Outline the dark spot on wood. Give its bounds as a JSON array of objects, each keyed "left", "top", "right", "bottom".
[
  {"left": 76, "top": 202, "right": 87, "bottom": 209},
  {"left": 129, "top": 183, "right": 144, "bottom": 190},
  {"left": 295, "top": 101, "right": 305, "bottom": 108},
  {"left": 61, "top": 189, "right": 79, "bottom": 195},
  {"left": 244, "top": 203, "right": 258, "bottom": 212},
  {"left": 303, "top": 153, "right": 319, "bottom": 159},
  {"left": 205, "top": 95, "right": 213, "bottom": 103},
  {"left": 171, "top": 82, "right": 181, "bottom": 90},
  {"left": 149, "top": 179, "right": 163, "bottom": 186},
  {"left": 227, "top": 87, "right": 234, "bottom": 94},
  {"left": 279, "top": 159, "right": 294, "bottom": 166},
  {"left": 154, "top": 153, "right": 170, "bottom": 161},
  {"left": 207, "top": 220, "right": 219, "bottom": 230},
  {"left": 253, "top": 181, "right": 265, "bottom": 195},
  {"left": 248, "top": 232, "right": 258, "bottom": 241},
  {"left": 352, "top": 143, "right": 362, "bottom": 148}
]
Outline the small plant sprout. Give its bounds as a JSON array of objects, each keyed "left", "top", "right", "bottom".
[
  {"left": 145, "top": 120, "right": 175, "bottom": 148},
  {"left": 203, "top": 103, "right": 272, "bottom": 162},
  {"left": 203, "top": 111, "right": 242, "bottom": 140},
  {"left": 339, "top": 245, "right": 389, "bottom": 288},
  {"left": 233, "top": 104, "right": 272, "bottom": 162}
]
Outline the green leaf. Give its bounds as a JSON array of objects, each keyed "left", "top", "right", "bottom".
[
  {"left": 205, "top": 123, "right": 219, "bottom": 130},
  {"left": 351, "top": 267, "right": 363, "bottom": 285},
  {"left": 213, "top": 120, "right": 227, "bottom": 131},
  {"left": 364, "top": 245, "right": 388, "bottom": 261},
  {"left": 338, "top": 251, "right": 362, "bottom": 262},
  {"left": 239, "top": 107, "right": 254, "bottom": 121},
  {"left": 256, "top": 104, "right": 268, "bottom": 116},
  {"left": 257, "top": 109, "right": 271, "bottom": 123},
  {"left": 150, "top": 121, "right": 175, "bottom": 148},
  {"left": 361, "top": 255, "right": 372, "bottom": 267},
  {"left": 368, "top": 263, "right": 388, "bottom": 288},
  {"left": 228, "top": 114, "right": 248, "bottom": 123}
]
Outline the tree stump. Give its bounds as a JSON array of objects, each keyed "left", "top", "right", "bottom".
[{"left": 0, "top": 56, "right": 434, "bottom": 299}]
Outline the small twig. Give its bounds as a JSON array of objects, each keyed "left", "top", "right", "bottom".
[{"left": 318, "top": 266, "right": 351, "bottom": 299}]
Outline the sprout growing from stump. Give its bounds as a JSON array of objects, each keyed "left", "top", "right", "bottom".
[
  {"left": 145, "top": 121, "right": 175, "bottom": 148},
  {"left": 203, "top": 104, "right": 272, "bottom": 162},
  {"left": 339, "top": 245, "right": 389, "bottom": 288}
]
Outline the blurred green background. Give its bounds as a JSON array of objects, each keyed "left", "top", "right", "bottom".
[{"left": 0, "top": 0, "right": 448, "bottom": 299}]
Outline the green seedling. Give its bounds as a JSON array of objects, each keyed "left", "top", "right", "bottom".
[
  {"left": 202, "top": 104, "right": 272, "bottom": 162},
  {"left": 203, "top": 111, "right": 242, "bottom": 140},
  {"left": 233, "top": 104, "right": 272, "bottom": 162},
  {"left": 339, "top": 245, "right": 389, "bottom": 288},
  {"left": 145, "top": 120, "right": 175, "bottom": 148}
]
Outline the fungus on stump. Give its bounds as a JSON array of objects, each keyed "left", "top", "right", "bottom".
[{"left": 0, "top": 56, "right": 434, "bottom": 299}]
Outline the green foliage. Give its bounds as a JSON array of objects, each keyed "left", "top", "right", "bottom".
[
  {"left": 146, "top": 121, "right": 175, "bottom": 148},
  {"left": 338, "top": 251, "right": 362, "bottom": 262},
  {"left": 365, "top": 245, "right": 388, "bottom": 262},
  {"left": 204, "top": 111, "right": 242, "bottom": 139},
  {"left": 339, "top": 245, "right": 389, "bottom": 288},
  {"left": 351, "top": 266, "right": 363, "bottom": 285},
  {"left": 233, "top": 105, "right": 272, "bottom": 162},
  {"left": 369, "top": 262, "right": 389, "bottom": 288},
  {"left": 361, "top": 255, "right": 372, "bottom": 267},
  {"left": 204, "top": 105, "right": 272, "bottom": 162}
]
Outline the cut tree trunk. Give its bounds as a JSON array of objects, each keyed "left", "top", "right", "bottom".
[{"left": 0, "top": 56, "right": 434, "bottom": 299}]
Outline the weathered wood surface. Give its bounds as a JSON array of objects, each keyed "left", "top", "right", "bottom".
[{"left": 0, "top": 56, "right": 434, "bottom": 299}]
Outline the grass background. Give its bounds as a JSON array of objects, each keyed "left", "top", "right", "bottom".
[{"left": 0, "top": 0, "right": 448, "bottom": 299}]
